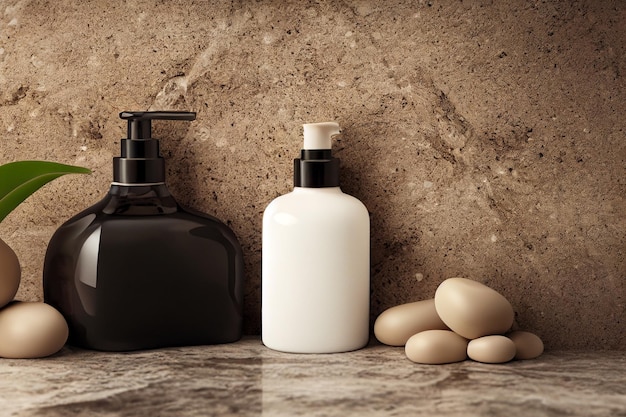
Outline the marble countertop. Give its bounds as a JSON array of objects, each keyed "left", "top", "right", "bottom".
[{"left": 1, "top": 337, "right": 625, "bottom": 417}]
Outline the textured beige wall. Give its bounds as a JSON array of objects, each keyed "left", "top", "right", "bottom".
[{"left": 0, "top": 0, "right": 624, "bottom": 349}]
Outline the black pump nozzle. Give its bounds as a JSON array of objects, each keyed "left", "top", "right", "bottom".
[
  {"left": 114, "top": 111, "right": 196, "bottom": 184},
  {"left": 120, "top": 111, "right": 197, "bottom": 140}
]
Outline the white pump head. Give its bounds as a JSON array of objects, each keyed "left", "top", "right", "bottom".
[{"left": 302, "top": 122, "right": 340, "bottom": 150}]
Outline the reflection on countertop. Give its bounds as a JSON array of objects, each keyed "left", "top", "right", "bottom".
[{"left": 2, "top": 337, "right": 625, "bottom": 417}]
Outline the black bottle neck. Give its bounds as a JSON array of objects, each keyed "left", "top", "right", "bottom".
[
  {"left": 113, "top": 139, "right": 165, "bottom": 184},
  {"left": 103, "top": 184, "right": 178, "bottom": 215},
  {"left": 294, "top": 149, "right": 340, "bottom": 188}
]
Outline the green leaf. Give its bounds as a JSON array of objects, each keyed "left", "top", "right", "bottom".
[{"left": 0, "top": 161, "right": 91, "bottom": 223}]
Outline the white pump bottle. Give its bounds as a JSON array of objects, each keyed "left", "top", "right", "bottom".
[{"left": 262, "top": 122, "right": 370, "bottom": 353}]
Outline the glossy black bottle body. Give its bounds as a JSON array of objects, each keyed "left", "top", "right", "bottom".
[{"left": 43, "top": 184, "right": 243, "bottom": 351}]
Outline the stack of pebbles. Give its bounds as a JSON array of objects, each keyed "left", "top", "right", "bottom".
[{"left": 374, "top": 278, "right": 544, "bottom": 364}]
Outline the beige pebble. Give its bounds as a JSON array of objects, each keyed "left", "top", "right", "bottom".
[
  {"left": 434, "top": 277, "right": 514, "bottom": 339},
  {"left": 0, "top": 238, "right": 21, "bottom": 309},
  {"left": 374, "top": 299, "right": 449, "bottom": 346},
  {"left": 508, "top": 331, "right": 544, "bottom": 360},
  {"left": 467, "top": 335, "right": 516, "bottom": 363},
  {"left": 0, "top": 301, "right": 68, "bottom": 358},
  {"left": 405, "top": 330, "right": 468, "bottom": 364}
]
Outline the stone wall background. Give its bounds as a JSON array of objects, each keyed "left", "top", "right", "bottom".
[{"left": 0, "top": 0, "right": 624, "bottom": 349}]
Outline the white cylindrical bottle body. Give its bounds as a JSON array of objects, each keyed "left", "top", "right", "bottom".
[{"left": 262, "top": 187, "right": 370, "bottom": 353}]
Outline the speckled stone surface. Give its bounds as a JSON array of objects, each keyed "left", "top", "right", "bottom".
[
  {"left": 0, "top": 338, "right": 625, "bottom": 417},
  {"left": 0, "top": 1, "right": 624, "bottom": 349}
]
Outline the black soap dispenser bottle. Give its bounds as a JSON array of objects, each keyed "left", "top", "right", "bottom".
[{"left": 43, "top": 111, "right": 244, "bottom": 351}]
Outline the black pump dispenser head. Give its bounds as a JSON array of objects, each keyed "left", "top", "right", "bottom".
[
  {"left": 294, "top": 122, "right": 340, "bottom": 188},
  {"left": 113, "top": 111, "right": 196, "bottom": 184}
]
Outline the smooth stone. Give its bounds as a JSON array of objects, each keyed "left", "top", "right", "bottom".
[
  {"left": 374, "top": 299, "right": 449, "bottom": 346},
  {"left": 405, "top": 330, "right": 468, "bottom": 364},
  {"left": 0, "top": 238, "right": 21, "bottom": 309},
  {"left": 468, "top": 335, "right": 516, "bottom": 364},
  {"left": 508, "top": 331, "right": 544, "bottom": 360},
  {"left": 435, "top": 277, "right": 515, "bottom": 339},
  {"left": 0, "top": 301, "right": 68, "bottom": 359}
]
